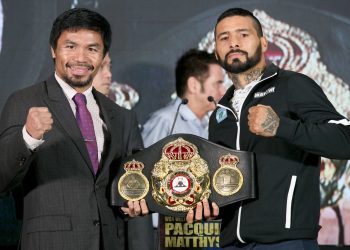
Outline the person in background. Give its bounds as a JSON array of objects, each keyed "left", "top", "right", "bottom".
[
  {"left": 92, "top": 53, "right": 112, "bottom": 96},
  {"left": 142, "top": 48, "right": 225, "bottom": 250},
  {"left": 92, "top": 53, "right": 140, "bottom": 110},
  {"left": 92, "top": 52, "right": 154, "bottom": 250},
  {"left": 142, "top": 48, "right": 225, "bottom": 146},
  {"left": 186, "top": 7, "right": 350, "bottom": 250},
  {"left": 0, "top": 8, "right": 147, "bottom": 250}
]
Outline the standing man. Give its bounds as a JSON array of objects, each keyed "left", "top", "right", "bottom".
[
  {"left": 142, "top": 49, "right": 225, "bottom": 249},
  {"left": 0, "top": 8, "right": 147, "bottom": 250},
  {"left": 187, "top": 7, "right": 350, "bottom": 250},
  {"left": 142, "top": 48, "right": 225, "bottom": 147}
]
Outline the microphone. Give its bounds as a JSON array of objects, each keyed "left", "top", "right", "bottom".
[
  {"left": 207, "top": 96, "right": 217, "bottom": 107},
  {"left": 210, "top": 96, "right": 239, "bottom": 121},
  {"left": 169, "top": 98, "right": 188, "bottom": 135}
]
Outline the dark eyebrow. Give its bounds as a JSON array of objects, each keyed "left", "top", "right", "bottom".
[
  {"left": 236, "top": 28, "right": 250, "bottom": 33},
  {"left": 64, "top": 40, "right": 76, "bottom": 45},
  {"left": 62, "top": 40, "right": 102, "bottom": 49},
  {"left": 217, "top": 28, "right": 252, "bottom": 38},
  {"left": 217, "top": 31, "right": 229, "bottom": 38},
  {"left": 88, "top": 43, "right": 102, "bottom": 48}
]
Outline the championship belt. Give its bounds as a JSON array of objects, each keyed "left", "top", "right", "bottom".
[{"left": 111, "top": 134, "right": 256, "bottom": 217}]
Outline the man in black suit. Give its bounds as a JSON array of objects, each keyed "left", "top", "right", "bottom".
[{"left": 0, "top": 8, "right": 147, "bottom": 250}]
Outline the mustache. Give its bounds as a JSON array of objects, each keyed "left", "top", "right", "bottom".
[
  {"left": 225, "top": 49, "right": 248, "bottom": 59},
  {"left": 67, "top": 62, "right": 94, "bottom": 70}
]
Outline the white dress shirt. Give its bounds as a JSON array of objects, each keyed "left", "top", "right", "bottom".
[
  {"left": 23, "top": 73, "right": 106, "bottom": 162},
  {"left": 142, "top": 98, "right": 208, "bottom": 148},
  {"left": 230, "top": 76, "right": 262, "bottom": 117}
]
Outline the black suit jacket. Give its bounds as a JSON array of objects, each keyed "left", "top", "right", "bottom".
[{"left": 0, "top": 75, "right": 143, "bottom": 250}]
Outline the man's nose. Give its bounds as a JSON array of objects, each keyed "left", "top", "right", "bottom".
[
  {"left": 75, "top": 48, "right": 88, "bottom": 61},
  {"left": 229, "top": 37, "right": 240, "bottom": 49},
  {"left": 105, "top": 69, "right": 112, "bottom": 82},
  {"left": 216, "top": 85, "right": 226, "bottom": 100}
]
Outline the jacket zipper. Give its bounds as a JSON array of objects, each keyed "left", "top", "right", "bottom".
[
  {"left": 285, "top": 175, "right": 297, "bottom": 228},
  {"left": 235, "top": 71, "right": 278, "bottom": 243}
]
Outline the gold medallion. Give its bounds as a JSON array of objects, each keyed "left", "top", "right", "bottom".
[
  {"left": 151, "top": 138, "right": 211, "bottom": 212},
  {"left": 118, "top": 159, "right": 149, "bottom": 201},
  {"left": 213, "top": 154, "right": 243, "bottom": 196}
]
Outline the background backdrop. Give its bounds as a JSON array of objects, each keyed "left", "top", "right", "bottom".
[{"left": 1, "top": 0, "right": 350, "bottom": 247}]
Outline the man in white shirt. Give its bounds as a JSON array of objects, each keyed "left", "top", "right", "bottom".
[
  {"left": 142, "top": 48, "right": 225, "bottom": 249},
  {"left": 142, "top": 49, "right": 225, "bottom": 147}
]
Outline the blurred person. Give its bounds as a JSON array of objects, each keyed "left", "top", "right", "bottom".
[
  {"left": 0, "top": 8, "right": 147, "bottom": 250},
  {"left": 186, "top": 7, "right": 350, "bottom": 250},
  {"left": 92, "top": 53, "right": 112, "bottom": 96},
  {"left": 92, "top": 53, "right": 139, "bottom": 110},
  {"left": 142, "top": 48, "right": 225, "bottom": 147}
]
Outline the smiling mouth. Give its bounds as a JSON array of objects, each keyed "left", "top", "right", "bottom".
[{"left": 68, "top": 64, "right": 94, "bottom": 76}]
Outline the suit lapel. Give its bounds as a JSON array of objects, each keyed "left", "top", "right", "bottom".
[
  {"left": 42, "top": 75, "right": 95, "bottom": 175},
  {"left": 93, "top": 89, "right": 123, "bottom": 178}
]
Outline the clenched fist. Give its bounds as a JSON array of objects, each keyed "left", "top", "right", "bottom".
[
  {"left": 248, "top": 104, "right": 279, "bottom": 137},
  {"left": 25, "top": 107, "right": 53, "bottom": 139}
]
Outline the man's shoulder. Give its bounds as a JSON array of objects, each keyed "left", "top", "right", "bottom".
[
  {"left": 266, "top": 64, "right": 317, "bottom": 88},
  {"left": 8, "top": 79, "right": 48, "bottom": 102},
  {"left": 274, "top": 65, "right": 312, "bottom": 81},
  {"left": 146, "top": 101, "right": 178, "bottom": 121}
]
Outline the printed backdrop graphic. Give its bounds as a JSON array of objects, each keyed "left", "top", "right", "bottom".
[{"left": 0, "top": 0, "right": 350, "bottom": 247}]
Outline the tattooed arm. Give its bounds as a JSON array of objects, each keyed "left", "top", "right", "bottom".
[{"left": 248, "top": 104, "right": 280, "bottom": 137}]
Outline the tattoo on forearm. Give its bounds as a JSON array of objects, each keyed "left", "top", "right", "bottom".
[{"left": 261, "top": 109, "right": 280, "bottom": 135}]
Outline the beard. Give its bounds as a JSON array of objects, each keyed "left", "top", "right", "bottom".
[
  {"left": 63, "top": 62, "right": 95, "bottom": 88},
  {"left": 218, "top": 43, "right": 262, "bottom": 74},
  {"left": 62, "top": 74, "right": 94, "bottom": 89}
]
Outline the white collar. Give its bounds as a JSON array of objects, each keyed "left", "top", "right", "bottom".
[{"left": 54, "top": 72, "right": 93, "bottom": 100}]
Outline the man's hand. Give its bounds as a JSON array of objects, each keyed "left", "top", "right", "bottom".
[
  {"left": 248, "top": 104, "right": 279, "bottom": 137},
  {"left": 25, "top": 107, "right": 53, "bottom": 139},
  {"left": 120, "top": 199, "right": 149, "bottom": 217},
  {"left": 186, "top": 198, "right": 219, "bottom": 223}
]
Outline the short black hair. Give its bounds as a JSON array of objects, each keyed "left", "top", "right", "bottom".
[
  {"left": 50, "top": 8, "right": 111, "bottom": 55},
  {"left": 215, "top": 8, "right": 263, "bottom": 37},
  {"left": 175, "top": 49, "right": 219, "bottom": 98}
]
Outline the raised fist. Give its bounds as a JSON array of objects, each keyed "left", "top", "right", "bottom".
[
  {"left": 25, "top": 107, "right": 53, "bottom": 139},
  {"left": 248, "top": 104, "right": 279, "bottom": 137}
]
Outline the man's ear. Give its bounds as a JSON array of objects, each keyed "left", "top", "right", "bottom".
[
  {"left": 261, "top": 36, "right": 268, "bottom": 53},
  {"left": 187, "top": 76, "right": 200, "bottom": 94},
  {"left": 214, "top": 45, "right": 219, "bottom": 61},
  {"left": 51, "top": 47, "right": 56, "bottom": 59}
]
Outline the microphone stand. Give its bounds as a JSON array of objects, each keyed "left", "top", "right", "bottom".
[{"left": 169, "top": 98, "right": 188, "bottom": 135}]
